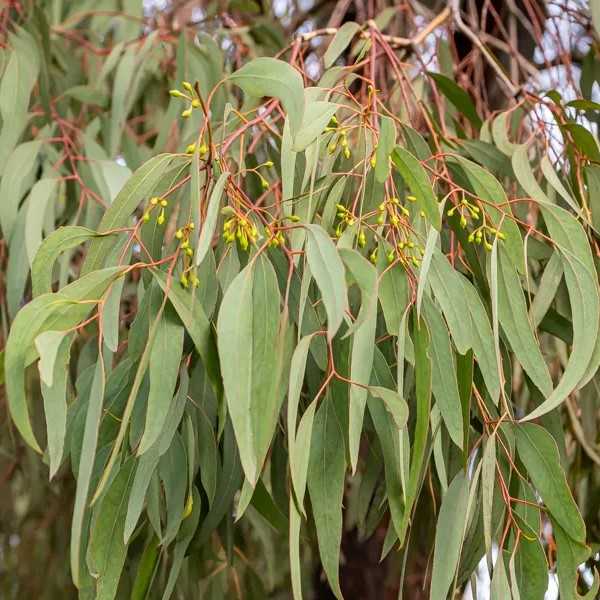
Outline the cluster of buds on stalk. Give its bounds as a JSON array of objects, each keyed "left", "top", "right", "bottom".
[
  {"left": 377, "top": 195, "right": 414, "bottom": 227},
  {"left": 265, "top": 214, "right": 299, "bottom": 248},
  {"left": 447, "top": 196, "right": 481, "bottom": 229},
  {"left": 223, "top": 214, "right": 259, "bottom": 251},
  {"left": 170, "top": 81, "right": 203, "bottom": 119},
  {"left": 334, "top": 203, "right": 356, "bottom": 238},
  {"left": 326, "top": 116, "right": 351, "bottom": 160},
  {"left": 175, "top": 222, "right": 199, "bottom": 288},
  {"left": 448, "top": 196, "right": 506, "bottom": 251},
  {"left": 141, "top": 196, "right": 169, "bottom": 225},
  {"left": 185, "top": 140, "right": 208, "bottom": 156}
]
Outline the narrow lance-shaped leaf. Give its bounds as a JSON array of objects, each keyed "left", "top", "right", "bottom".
[
  {"left": 324, "top": 22, "right": 360, "bottom": 68},
  {"left": 429, "top": 470, "right": 470, "bottom": 600},
  {"left": 71, "top": 354, "right": 106, "bottom": 588},
  {"left": 512, "top": 145, "right": 600, "bottom": 419},
  {"left": 391, "top": 146, "right": 441, "bottom": 230},
  {"left": 217, "top": 254, "right": 283, "bottom": 485},
  {"left": 494, "top": 246, "right": 553, "bottom": 396},
  {"left": 515, "top": 423, "right": 585, "bottom": 543},
  {"left": 5, "top": 267, "right": 124, "bottom": 452},
  {"left": 229, "top": 57, "right": 304, "bottom": 136},
  {"left": 308, "top": 398, "right": 346, "bottom": 600},
  {"left": 87, "top": 459, "right": 135, "bottom": 600},
  {"left": 196, "top": 171, "right": 229, "bottom": 266},
  {"left": 398, "top": 314, "right": 432, "bottom": 543},
  {"left": 287, "top": 334, "right": 314, "bottom": 513},
  {"left": 341, "top": 249, "right": 378, "bottom": 473},
  {"left": 137, "top": 308, "right": 184, "bottom": 455},
  {"left": 305, "top": 224, "right": 348, "bottom": 340},
  {"left": 36, "top": 330, "right": 73, "bottom": 480},
  {"left": 422, "top": 297, "right": 463, "bottom": 449}
]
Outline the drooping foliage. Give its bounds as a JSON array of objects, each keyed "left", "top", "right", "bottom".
[{"left": 2, "top": 1, "right": 600, "bottom": 598}]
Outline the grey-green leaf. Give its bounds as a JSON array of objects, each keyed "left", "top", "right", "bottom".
[
  {"left": 217, "top": 254, "right": 283, "bottom": 485},
  {"left": 308, "top": 398, "right": 346, "bottom": 600},
  {"left": 429, "top": 470, "right": 470, "bottom": 600},
  {"left": 391, "top": 146, "right": 441, "bottom": 230},
  {"left": 305, "top": 224, "right": 348, "bottom": 340},
  {"left": 229, "top": 57, "right": 304, "bottom": 136}
]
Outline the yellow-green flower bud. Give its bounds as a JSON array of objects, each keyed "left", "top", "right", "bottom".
[
  {"left": 343, "top": 147, "right": 351, "bottom": 159},
  {"left": 182, "top": 81, "right": 193, "bottom": 93},
  {"left": 181, "top": 108, "right": 192, "bottom": 119},
  {"left": 370, "top": 155, "right": 376, "bottom": 168},
  {"left": 191, "top": 99, "right": 201, "bottom": 108},
  {"left": 186, "top": 143, "right": 196, "bottom": 154},
  {"left": 170, "top": 89, "right": 184, "bottom": 98}
]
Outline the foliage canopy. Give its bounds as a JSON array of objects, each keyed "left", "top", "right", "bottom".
[{"left": 2, "top": 1, "right": 600, "bottom": 598}]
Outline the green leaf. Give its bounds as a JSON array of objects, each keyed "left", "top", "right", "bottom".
[
  {"left": 449, "top": 155, "right": 524, "bottom": 270},
  {"left": 368, "top": 386, "right": 408, "bottom": 430},
  {"left": 397, "top": 315, "right": 432, "bottom": 543},
  {"left": 83, "top": 154, "right": 187, "bottom": 274},
  {"left": 25, "top": 178, "right": 57, "bottom": 266},
  {"left": 481, "top": 434, "right": 496, "bottom": 554},
  {"left": 137, "top": 308, "right": 184, "bottom": 454},
  {"left": 512, "top": 145, "right": 600, "bottom": 419},
  {"left": 87, "top": 459, "right": 135, "bottom": 600},
  {"left": 429, "top": 470, "right": 470, "bottom": 600},
  {"left": 196, "top": 171, "right": 229, "bottom": 266},
  {"left": 293, "top": 100, "right": 338, "bottom": 151},
  {"left": 428, "top": 72, "right": 482, "bottom": 128},
  {"left": 324, "top": 22, "right": 360, "bottom": 68},
  {"left": 514, "top": 536, "right": 549, "bottom": 600},
  {"left": 490, "top": 552, "right": 512, "bottom": 600},
  {"left": 71, "top": 355, "right": 106, "bottom": 588},
  {"left": 305, "top": 224, "right": 348, "bottom": 340},
  {"left": 217, "top": 254, "right": 283, "bottom": 484},
  {"left": 287, "top": 335, "right": 314, "bottom": 513},
  {"left": 391, "top": 146, "right": 441, "bottom": 230},
  {"left": 5, "top": 267, "right": 124, "bottom": 452},
  {"left": 32, "top": 226, "right": 109, "bottom": 297},
  {"left": 38, "top": 331, "right": 73, "bottom": 479},
  {"left": 460, "top": 276, "right": 501, "bottom": 401},
  {"left": 378, "top": 262, "right": 409, "bottom": 336},
  {"left": 341, "top": 249, "right": 378, "bottom": 473},
  {"left": 562, "top": 122, "right": 600, "bottom": 161},
  {"left": 0, "top": 140, "right": 41, "bottom": 240},
  {"left": 368, "top": 347, "right": 406, "bottom": 537},
  {"left": 308, "top": 398, "right": 346, "bottom": 600},
  {"left": 375, "top": 116, "right": 396, "bottom": 183},
  {"left": 151, "top": 269, "right": 220, "bottom": 395},
  {"left": 428, "top": 252, "right": 472, "bottom": 354},
  {"left": 130, "top": 535, "right": 159, "bottom": 600},
  {"left": 422, "top": 297, "right": 463, "bottom": 449},
  {"left": 553, "top": 519, "right": 598, "bottom": 600},
  {"left": 515, "top": 423, "right": 585, "bottom": 542},
  {"left": 161, "top": 487, "right": 202, "bottom": 600},
  {"left": 229, "top": 57, "right": 304, "bottom": 136},
  {"left": 495, "top": 246, "right": 553, "bottom": 396}
]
